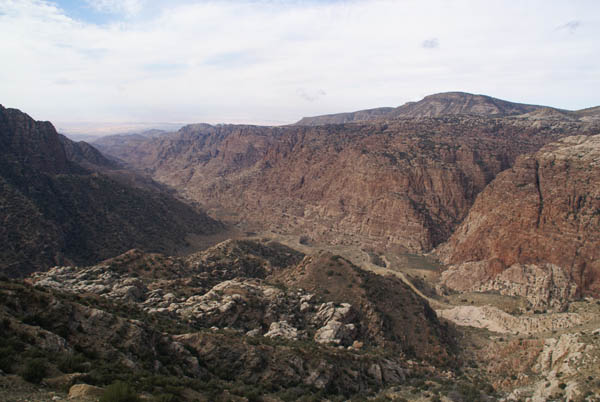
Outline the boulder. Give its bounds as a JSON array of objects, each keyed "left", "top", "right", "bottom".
[
  {"left": 264, "top": 321, "right": 298, "bottom": 340},
  {"left": 314, "top": 320, "right": 356, "bottom": 345},
  {"left": 44, "top": 373, "right": 85, "bottom": 389},
  {"left": 68, "top": 384, "right": 104, "bottom": 399}
]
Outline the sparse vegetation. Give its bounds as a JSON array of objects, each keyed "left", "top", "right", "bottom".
[
  {"left": 20, "top": 358, "right": 47, "bottom": 384},
  {"left": 100, "top": 381, "right": 140, "bottom": 402}
]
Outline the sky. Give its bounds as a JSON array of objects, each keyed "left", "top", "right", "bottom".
[{"left": 1, "top": 0, "right": 599, "bottom": 132}]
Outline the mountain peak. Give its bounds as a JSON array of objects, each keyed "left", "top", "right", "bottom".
[
  {"left": 389, "top": 91, "right": 543, "bottom": 118},
  {"left": 295, "top": 91, "right": 546, "bottom": 125},
  {"left": 0, "top": 104, "right": 70, "bottom": 175}
]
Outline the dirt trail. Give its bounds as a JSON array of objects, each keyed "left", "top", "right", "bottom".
[
  {"left": 360, "top": 263, "right": 447, "bottom": 309},
  {"left": 251, "top": 231, "right": 448, "bottom": 309}
]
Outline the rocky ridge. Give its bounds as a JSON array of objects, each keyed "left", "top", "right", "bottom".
[
  {"left": 58, "top": 134, "right": 119, "bottom": 171},
  {"left": 3, "top": 94, "right": 600, "bottom": 401}
]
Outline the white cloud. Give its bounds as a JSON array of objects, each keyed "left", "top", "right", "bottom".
[
  {"left": 84, "top": 0, "right": 144, "bottom": 16},
  {"left": 556, "top": 20, "right": 581, "bottom": 34},
  {"left": 422, "top": 38, "right": 439, "bottom": 49},
  {"left": 296, "top": 88, "right": 327, "bottom": 102},
  {"left": 0, "top": 0, "right": 599, "bottom": 126}
]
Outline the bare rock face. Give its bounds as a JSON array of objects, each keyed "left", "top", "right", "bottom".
[
  {"left": 312, "top": 302, "right": 358, "bottom": 345},
  {"left": 438, "top": 135, "right": 600, "bottom": 304},
  {"left": 264, "top": 321, "right": 299, "bottom": 340},
  {"left": 505, "top": 333, "right": 594, "bottom": 402}
]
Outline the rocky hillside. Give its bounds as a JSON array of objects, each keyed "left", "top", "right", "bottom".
[
  {"left": 0, "top": 105, "right": 72, "bottom": 175},
  {"left": 575, "top": 105, "right": 600, "bottom": 121},
  {"left": 2, "top": 238, "right": 472, "bottom": 400},
  {"left": 295, "top": 107, "right": 394, "bottom": 126},
  {"left": 296, "top": 92, "right": 546, "bottom": 125},
  {"left": 91, "top": 129, "right": 169, "bottom": 161},
  {"left": 30, "top": 239, "right": 453, "bottom": 364},
  {"left": 0, "top": 105, "right": 222, "bottom": 277},
  {"left": 437, "top": 134, "right": 600, "bottom": 308},
  {"left": 59, "top": 134, "right": 120, "bottom": 171},
  {"left": 15, "top": 237, "right": 600, "bottom": 401},
  {"left": 100, "top": 114, "right": 599, "bottom": 254},
  {"left": 269, "top": 251, "right": 454, "bottom": 364},
  {"left": 389, "top": 92, "right": 545, "bottom": 118}
]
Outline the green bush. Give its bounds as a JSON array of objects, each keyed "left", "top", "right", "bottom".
[
  {"left": 20, "top": 358, "right": 47, "bottom": 384},
  {"left": 100, "top": 381, "right": 140, "bottom": 402},
  {"left": 0, "top": 352, "right": 15, "bottom": 374},
  {"left": 153, "top": 394, "right": 176, "bottom": 402},
  {"left": 58, "top": 353, "right": 89, "bottom": 373}
]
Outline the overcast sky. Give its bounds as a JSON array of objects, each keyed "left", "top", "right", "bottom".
[{"left": 1, "top": 0, "right": 599, "bottom": 131}]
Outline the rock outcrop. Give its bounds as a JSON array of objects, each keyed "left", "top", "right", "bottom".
[
  {"left": 503, "top": 332, "right": 598, "bottom": 402},
  {"left": 68, "top": 384, "right": 105, "bottom": 399},
  {"left": 438, "top": 135, "right": 600, "bottom": 305}
]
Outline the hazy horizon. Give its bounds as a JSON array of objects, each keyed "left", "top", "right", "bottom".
[{"left": 2, "top": 0, "right": 599, "bottom": 127}]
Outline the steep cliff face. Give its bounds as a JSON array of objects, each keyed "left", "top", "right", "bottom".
[
  {"left": 107, "top": 116, "right": 595, "bottom": 253},
  {"left": 0, "top": 105, "right": 221, "bottom": 277},
  {"left": 438, "top": 135, "right": 600, "bottom": 304}
]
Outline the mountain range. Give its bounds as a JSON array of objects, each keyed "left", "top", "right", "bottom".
[
  {"left": 1, "top": 92, "right": 600, "bottom": 401},
  {"left": 294, "top": 91, "right": 599, "bottom": 125}
]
